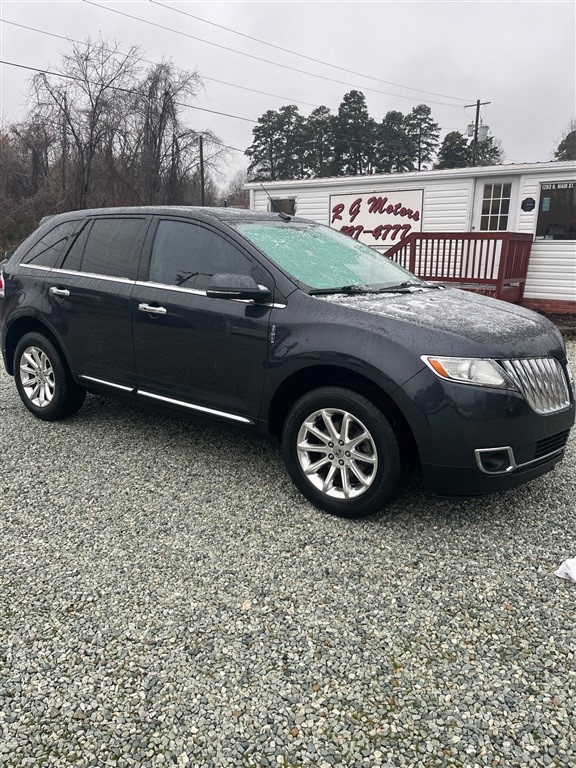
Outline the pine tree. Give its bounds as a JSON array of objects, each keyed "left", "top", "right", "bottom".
[
  {"left": 304, "top": 106, "right": 335, "bottom": 177},
  {"left": 333, "top": 91, "right": 375, "bottom": 175},
  {"left": 435, "top": 131, "right": 471, "bottom": 169},
  {"left": 554, "top": 128, "right": 576, "bottom": 161},
  {"left": 246, "top": 105, "right": 307, "bottom": 181},
  {"left": 276, "top": 105, "right": 307, "bottom": 180},
  {"left": 374, "top": 110, "right": 417, "bottom": 173},
  {"left": 404, "top": 104, "right": 440, "bottom": 170},
  {"left": 246, "top": 110, "right": 282, "bottom": 180},
  {"left": 474, "top": 136, "right": 505, "bottom": 166}
]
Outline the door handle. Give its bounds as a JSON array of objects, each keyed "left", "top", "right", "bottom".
[
  {"left": 138, "top": 303, "right": 167, "bottom": 316},
  {"left": 49, "top": 286, "right": 70, "bottom": 297}
]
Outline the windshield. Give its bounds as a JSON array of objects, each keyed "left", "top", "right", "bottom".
[{"left": 233, "top": 221, "right": 419, "bottom": 291}]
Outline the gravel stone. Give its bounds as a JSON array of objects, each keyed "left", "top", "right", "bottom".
[{"left": 0, "top": 340, "right": 575, "bottom": 767}]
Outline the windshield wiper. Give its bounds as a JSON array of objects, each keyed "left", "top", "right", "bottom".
[
  {"left": 374, "top": 281, "right": 424, "bottom": 293},
  {"left": 309, "top": 281, "right": 443, "bottom": 296},
  {"left": 309, "top": 285, "right": 372, "bottom": 296},
  {"left": 374, "top": 280, "right": 444, "bottom": 293}
]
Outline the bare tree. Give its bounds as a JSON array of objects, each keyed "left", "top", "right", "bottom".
[
  {"left": 136, "top": 62, "right": 199, "bottom": 203},
  {"left": 0, "top": 38, "right": 232, "bottom": 250},
  {"left": 218, "top": 169, "right": 250, "bottom": 208},
  {"left": 31, "top": 38, "right": 142, "bottom": 208}
]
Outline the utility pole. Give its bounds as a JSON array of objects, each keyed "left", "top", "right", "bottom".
[
  {"left": 199, "top": 135, "right": 205, "bottom": 206},
  {"left": 269, "top": 137, "right": 274, "bottom": 181},
  {"left": 417, "top": 125, "right": 422, "bottom": 171},
  {"left": 465, "top": 99, "right": 491, "bottom": 166}
]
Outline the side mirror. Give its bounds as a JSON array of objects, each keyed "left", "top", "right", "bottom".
[
  {"left": 4, "top": 252, "right": 14, "bottom": 260},
  {"left": 206, "top": 273, "right": 271, "bottom": 302}
]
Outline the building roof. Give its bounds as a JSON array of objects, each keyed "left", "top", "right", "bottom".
[{"left": 245, "top": 160, "right": 576, "bottom": 190}]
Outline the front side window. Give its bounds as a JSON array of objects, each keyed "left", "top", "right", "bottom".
[
  {"left": 149, "top": 220, "right": 259, "bottom": 290},
  {"left": 234, "top": 221, "right": 416, "bottom": 291},
  {"left": 479, "top": 183, "right": 511, "bottom": 231},
  {"left": 21, "top": 220, "right": 80, "bottom": 268},
  {"left": 535, "top": 181, "right": 576, "bottom": 240},
  {"left": 62, "top": 218, "right": 146, "bottom": 280}
]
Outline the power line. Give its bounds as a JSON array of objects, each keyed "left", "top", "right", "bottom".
[
  {"left": 0, "top": 18, "right": 324, "bottom": 111},
  {"left": 82, "top": 0, "right": 466, "bottom": 108},
  {"left": 150, "top": 0, "right": 474, "bottom": 103},
  {"left": 1, "top": 59, "right": 466, "bottom": 155},
  {"left": 0, "top": 58, "right": 454, "bottom": 162},
  {"left": 0, "top": 59, "right": 258, "bottom": 125}
]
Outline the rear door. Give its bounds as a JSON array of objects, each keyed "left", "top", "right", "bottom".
[
  {"left": 6, "top": 218, "right": 82, "bottom": 327},
  {"left": 43, "top": 216, "right": 149, "bottom": 390},
  {"left": 131, "top": 217, "right": 275, "bottom": 425}
]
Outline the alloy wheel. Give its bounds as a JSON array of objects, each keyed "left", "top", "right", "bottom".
[
  {"left": 296, "top": 408, "right": 378, "bottom": 499},
  {"left": 19, "top": 346, "right": 56, "bottom": 408}
]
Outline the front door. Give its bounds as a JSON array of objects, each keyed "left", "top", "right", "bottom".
[{"left": 131, "top": 218, "right": 274, "bottom": 424}]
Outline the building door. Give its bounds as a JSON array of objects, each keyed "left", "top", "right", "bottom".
[{"left": 472, "top": 179, "right": 518, "bottom": 232}]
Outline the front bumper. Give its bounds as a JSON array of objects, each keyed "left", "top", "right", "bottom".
[
  {"left": 394, "top": 364, "right": 575, "bottom": 498},
  {"left": 422, "top": 444, "right": 567, "bottom": 497}
]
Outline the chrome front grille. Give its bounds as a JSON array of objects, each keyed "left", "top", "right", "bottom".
[{"left": 499, "top": 357, "right": 571, "bottom": 415}]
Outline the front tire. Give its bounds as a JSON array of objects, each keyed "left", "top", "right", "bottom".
[
  {"left": 281, "top": 387, "right": 401, "bottom": 518},
  {"left": 14, "top": 332, "right": 86, "bottom": 421}
]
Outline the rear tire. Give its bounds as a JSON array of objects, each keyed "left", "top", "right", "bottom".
[
  {"left": 281, "top": 387, "right": 402, "bottom": 518},
  {"left": 14, "top": 332, "right": 85, "bottom": 421}
]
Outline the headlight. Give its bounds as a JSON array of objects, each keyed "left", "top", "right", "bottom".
[
  {"left": 421, "top": 356, "right": 515, "bottom": 389},
  {"left": 566, "top": 361, "right": 575, "bottom": 394}
]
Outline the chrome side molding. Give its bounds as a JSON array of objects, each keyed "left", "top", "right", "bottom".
[
  {"left": 79, "top": 376, "right": 254, "bottom": 424},
  {"left": 79, "top": 376, "right": 134, "bottom": 393},
  {"left": 138, "top": 390, "right": 254, "bottom": 424}
]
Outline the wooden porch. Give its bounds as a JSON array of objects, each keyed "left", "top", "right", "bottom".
[{"left": 384, "top": 232, "right": 533, "bottom": 303}]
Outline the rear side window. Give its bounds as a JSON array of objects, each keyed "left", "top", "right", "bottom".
[
  {"left": 21, "top": 220, "right": 80, "bottom": 268},
  {"left": 61, "top": 218, "right": 146, "bottom": 280},
  {"left": 149, "top": 219, "right": 262, "bottom": 290}
]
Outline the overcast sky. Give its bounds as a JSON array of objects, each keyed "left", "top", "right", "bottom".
[{"left": 1, "top": 0, "right": 575, "bottom": 186}]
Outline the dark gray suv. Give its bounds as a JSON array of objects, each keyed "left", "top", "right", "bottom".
[{"left": 1, "top": 206, "right": 574, "bottom": 517}]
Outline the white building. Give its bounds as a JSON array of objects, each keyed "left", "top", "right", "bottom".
[{"left": 247, "top": 161, "right": 576, "bottom": 313}]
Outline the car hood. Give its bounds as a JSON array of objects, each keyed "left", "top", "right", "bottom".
[{"left": 318, "top": 287, "right": 566, "bottom": 359}]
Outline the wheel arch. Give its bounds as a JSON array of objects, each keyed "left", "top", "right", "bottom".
[
  {"left": 5, "top": 316, "right": 67, "bottom": 376},
  {"left": 267, "top": 365, "right": 419, "bottom": 464}
]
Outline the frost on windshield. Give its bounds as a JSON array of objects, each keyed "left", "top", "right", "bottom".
[{"left": 235, "top": 223, "right": 410, "bottom": 289}]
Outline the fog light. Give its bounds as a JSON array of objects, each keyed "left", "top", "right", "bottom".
[{"left": 475, "top": 447, "right": 515, "bottom": 474}]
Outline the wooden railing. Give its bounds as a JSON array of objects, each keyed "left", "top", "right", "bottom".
[{"left": 384, "top": 232, "right": 534, "bottom": 303}]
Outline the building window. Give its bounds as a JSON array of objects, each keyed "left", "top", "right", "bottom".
[
  {"left": 535, "top": 181, "right": 576, "bottom": 240},
  {"left": 480, "top": 183, "right": 511, "bottom": 231},
  {"left": 269, "top": 198, "right": 296, "bottom": 216}
]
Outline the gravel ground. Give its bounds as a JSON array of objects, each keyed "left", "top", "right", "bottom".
[{"left": 1, "top": 341, "right": 575, "bottom": 768}]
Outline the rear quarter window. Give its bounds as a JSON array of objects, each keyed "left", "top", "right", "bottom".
[{"left": 20, "top": 220, "right": 81, "bottom": 268}]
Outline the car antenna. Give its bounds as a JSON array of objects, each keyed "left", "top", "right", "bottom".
[{"left": 259, "top": 183, "right": 291, "bottom": 221}]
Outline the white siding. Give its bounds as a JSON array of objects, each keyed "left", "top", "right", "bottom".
[
  {"left": 516, "top": 175, "right": 540, "bottom": 235},
  {"left": 524, "top": 242, "right": 576, "bottom": 303},
  {"left": 295, "top": 192, "right": 331, "bottom": 224},
  {"left": 252, "top": 177, "right": 472, "bottom": 231},
  {"left": 421, "top": 179, "right": 472, "bottom": 232}
]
